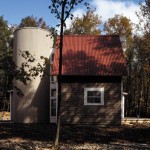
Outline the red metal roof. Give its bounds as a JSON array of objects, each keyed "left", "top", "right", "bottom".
[{"left": 52, "top": 35, "right": 127, "bottom": 76}]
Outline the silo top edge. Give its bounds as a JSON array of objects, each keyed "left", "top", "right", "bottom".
[{"left": 14, "top": 27, "right": 51, "bottom": 33}]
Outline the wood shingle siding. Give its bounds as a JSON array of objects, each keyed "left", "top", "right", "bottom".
[{"left": 60, "top": 76, "right": 121, "bottom": 126}]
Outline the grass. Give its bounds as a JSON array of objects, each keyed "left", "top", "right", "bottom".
[{"left": 0, "top": 123, "right": 150, "bottom": 149}]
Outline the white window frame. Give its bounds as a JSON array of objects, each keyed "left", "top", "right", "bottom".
[
  {"left": 84, "top": 88, "right": 104, "bottom": 105},
  {"left": 50, "top": 79, "right": 58, "bottom": 123}
]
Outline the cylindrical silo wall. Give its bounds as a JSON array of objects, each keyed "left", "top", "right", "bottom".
[{"left": 13, "top": 27, "right": 53, "bottom": 123}]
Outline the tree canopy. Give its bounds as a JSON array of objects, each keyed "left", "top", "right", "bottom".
[
  {"left": 104, "top": 14, "right": 132, "bottom": 35},
  {"left": 121, "top": 0, "right": 150, "bottom": 118},
  {"left": 0, "top": 16, "right": 13, "bottom": 107},
  {"left": 19, "top": 15, "right": 49, "bottom": 29},
  {"left": 0, "top": 16, "right": 49, "bottom": 111},
  {"left": 0, "top": 16, "right": 12, "bottom": 56},
  {"left": 64, "top": 9, "right": 101, "bottom": 35},
  {"left": 104, "top": 14, "right": 133, "bottom": 49}
]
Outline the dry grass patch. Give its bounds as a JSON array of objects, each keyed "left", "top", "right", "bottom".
[{"left": 0, "top": 111, "right": 10, "bottom": 120}]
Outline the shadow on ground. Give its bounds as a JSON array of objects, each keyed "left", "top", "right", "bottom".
[
  {"left": 0, "top": 123, "right": 150, "bottom": 149},
  {"left": 60, "top": 125, "right": 150, "bottom": 144},
  {"left": 0, "top": 123, "right": 56, "bottom": 142}
]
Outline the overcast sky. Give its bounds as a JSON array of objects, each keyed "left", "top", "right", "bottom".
[{"left": 0, "top": 0, "right": 144, "bottom": 29}]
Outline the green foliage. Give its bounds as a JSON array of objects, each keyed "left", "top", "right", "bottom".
[
  {"left": 49, "top": 0, "right": 89, "bottom": 24},
  {"left": 0, "top": 16, "right": 13, "bottom": 106},
  {"left": 0, "top": 49, "right": 50, "bottom": 99},
  {"left": 102, "top": 5, "right": 150, "bottom": 117},
  {"left": 19, "top": 15, "right": 57, "bottom": 46},
  {"left": 124, "top": 0, "right": 150, "bottom": 117},
  {"left": 0, "top": 16, "right": 12, "bottom": 56},
  {"left": 64, "top": 9, "right": 101, "bottom": 35},
  {"left": 19, "top": 15, "right": 50, "bottom": 29},
  {"left": 16, "top": 51, "right": 49, "bottom": 83},
  {"left": 0, "top": 16, "right": 50, "bottom": 104},
  {"left": 104, "top": 14, "right": 133, "bottom": 49},
  {"left": 136, "top": 0, "right": 150, "bottom": 35},
  {"left": 104, "top": 14, "right": 132, "bottom": 35}
]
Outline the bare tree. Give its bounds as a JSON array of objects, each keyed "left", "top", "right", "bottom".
[{"left": 49, "top": 0, "right": 89, "bottom": 146}]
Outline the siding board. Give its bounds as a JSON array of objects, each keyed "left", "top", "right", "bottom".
[{"left": 60, "top": 76, "right": 121, "bottom": 126}]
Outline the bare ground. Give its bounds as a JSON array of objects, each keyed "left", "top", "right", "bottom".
[{"left": 0, "top": 123, "right": 150, "bottom": 150}]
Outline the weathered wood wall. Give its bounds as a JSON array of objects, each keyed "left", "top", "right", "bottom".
[{"left": 60, "top": 76, "right": 122, "bottom": 126}]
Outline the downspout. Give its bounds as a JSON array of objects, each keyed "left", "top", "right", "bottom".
[
  {"left": 120, "top": 31, "right": 126, "bottom": 120},
  {"left": 121, "top": 80, "right": 124, "bottom": 119},
  {"left": 7, "top": 90, "right": 13, "bottom": 121}
]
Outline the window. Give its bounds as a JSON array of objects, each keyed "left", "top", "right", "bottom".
[
  {"left": 84, "top": 88, "right": 104, "bottom": 105},
  {"left": 51, "top": 76, "right": 57, "bottom": 82},
  {"left": 51, "top": 53, "right": 54, "bottom": 62},
  {"left": 51, "top": 99, "right": 56, "bottom": 116},
  {"left": 51, "top": 89, "right": 56, "bottom": 97}
]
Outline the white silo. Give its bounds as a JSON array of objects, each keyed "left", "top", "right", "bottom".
[{"left": 13, "top": 27, "right": 54, "bottom": 123}]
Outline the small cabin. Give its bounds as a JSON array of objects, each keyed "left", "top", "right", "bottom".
[{"left": 51, "top": 35, "right": 127, "bottom": 126}]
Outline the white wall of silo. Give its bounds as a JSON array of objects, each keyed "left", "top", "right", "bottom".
[{"left": 13, "top": 27, "right": 53, "bottom": 123}]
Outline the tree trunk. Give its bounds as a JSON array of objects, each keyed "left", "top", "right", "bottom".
[{"left": 54, "top": 0, "right": 66, "bottom": 146}]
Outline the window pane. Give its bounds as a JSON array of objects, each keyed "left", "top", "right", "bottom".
[
  {"left": 51, "top": 99, "right": 56, "bottom": 107},
  {"left": 94, "top": 97, "right": 101, "bottom": 103},
  {"left": 87, "top": 91, "right": 94, "bottom": 96},
  {"left": 51, "top": 76, "right": 53, "bottom": 81},
  {"left": 0, "top": 87, "right": 3, "bottom": 95},
  {"left": 87, "top": 97, "right": 93, "bottom": 103},
  {"left": 51, "top": 53, "right": 54, "bottom": 61},
  {"left": 85, "top": 88, "right": 104, "bottom": 105},
  {"left": 51, "top": 76, "right": 57, "bottom": 82},
  {"left": 94, "top": 91, "right": 101, "bottom": 96},
  {"left": 51, "top": 108, "right": 56, "bottom": 116},
  {"left": 51, "top": 89, "right": 56, "bottom": 97},
  {"left": 87, "top": 91, "right": 101, "bottom": 97}
]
